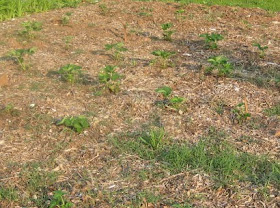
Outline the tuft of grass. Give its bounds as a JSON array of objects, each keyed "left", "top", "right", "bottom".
[
  {"left": 0, "top": 187, "right": 18, "bottom": 202},
  {"left": 18, "top": 21, "right": 43, "bottom": 39},
  {"left": 49, "top": 190, "right": 73, "bottom": 208},
  {"left": 139, "top": 127, "right": 166, "bottom": 150},
  {"left": 264, "top": 103, "right": 280, "bottom": 116}
]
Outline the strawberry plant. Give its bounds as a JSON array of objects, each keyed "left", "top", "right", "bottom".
[
  {"left": 161, "top": 23, "right": 174, "bottom": 41},
  {"left": 253, "top": 43, "right": 268, "bottom": 58},
  {"left": 105, "top": 42, "right": 128, "bottom": 61},
  {"left": 98, "top": 65, "right": 122, "bottom": 93},
  {"left": 56, "top": 116, "right": 90, "bottom": 133},
  {"left": 205, "top": 55, "right": 233, "bottom": 77},
  {"left": 200, "top": 33, "right": 224, "bottom": 49},
  {"left": 151, "top": 50, "right": 176, "bottom": 68},
  {"left": 19, "top": 21, "right": 42, "bottom": 39},
  {"left": 231, "top": 103, "right": 251, "bottom": 124},
  {"left": 57, "top": 64, "right": 83, "bottom": 84},
  {"left": 7, "top": 48, "right": 36, "bottom": 70},
  {"left": 155, "top": 86, "right": 185, "bottom": 111},
  {"left": 49, "top": 190, "right": 73, "bottom": 208}
]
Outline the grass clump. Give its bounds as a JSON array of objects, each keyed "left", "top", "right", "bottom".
[
  {"left": 139, "top": 127, "right": 166, "bottom": 150},
  {"left": 98, "top": 65, "right": 122, "bottom": 94},
  {"left": 57, "top": 64, "right": 83, "bottom": 84},
  {"left": 264, "top": 103, "right": 280, "bottom": 116},
  {"left": 205, "top": 55, "right": 233, "bottom": 77},
  {"left": 19, "top": 21, "right": 42, "bottom": 39},
  {"left": 7, "top": 48, "right": 36, "bottom": 71},
  {"left": 0, "top": 187, "right": 18, "bottom": 202},
  {"left": 56, "top": 116, "right": 90, "bottom": 133},
  {"left": 200, "top": 33, "right": 224, "bottom": 49},
  {"left": 231, "top": 102, "right": 251, "bottom": 124},
  {"left": 155, "top": 86, "right": 186, "bottom": 112},
  {"left": 61, "top": 12, "right": 72, "bottom": 25}
]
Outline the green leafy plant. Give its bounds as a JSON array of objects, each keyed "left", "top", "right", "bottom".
[
  {"left": 98, "top": 65, "right": 122, "bottom": 93},
  {"left": 200, "top": 33, "right": 224, "bottom": 49},
  {"left": 57, "top": 64, "right": 83, "bottom": 84},
  {"left": 231, "top": 103, "right": 251, "bottom": 124},
  {"left": 253, "top": 43, "right": 268, "bottom": 58},
  {"left": 151, "top": 50, "right": 176, "bottom": 68},
  {"left": 56, "top": 116, "right": 90, "bottom": 133},
  {"left": 175, "top": 9, "right": 186, "bottom": 22},
  {"left": 105, "top": 42, "right": 128, "bottom": 61},
  {"left": 63, "top": 36, "right": 74, "bottom": 49},
  {"left": 155, "top": 86, "right": 185, "bottom": 111},
  {"left": 49, "top": 190, "right": 73, "bottom": 208},
  {"left": 61, "top": 12, "right": 72, "bottom": 25},
  {"left": 139, "top": 128, "right": 165, "bottom": 150},
  {"left": 161, "top": 23, "right": 174, "bottom": 41},
  {"left": 205, "top": 55, "right": 233, "bottom": 77},
  {"left": 19, "top": 21, "right": 42, "bottom": 39},
  {"left": 7, "top": 48, "right": 36, "bottom": 70}
]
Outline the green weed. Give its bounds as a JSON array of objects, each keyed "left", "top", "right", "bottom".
[
  {"left": 57, "top": 64, "right": 83, "bottom": 84},
  {"left": 19, "top": 21, "right": 42, "bottom": 39},
  {"left": 0, "top": 187, "right": 18, "bottom": 202},
  {"left": 161, "top": 22, "right": 174, "bottom": 41},
  {"left": 264, "top": 103, "right": 280, "bottom": 116},
  {"left": 7, "top": 48, "right": 36, "bottom": 70},
  {"left": 200, "top": 33, "right": 224, "bottom": 49},
  {"left": 231, "top": 102, "right": 251, "bottom": 124},
  {"left": 0, "top": 103, "right": 20, "bottom": 116},
  {"left": 155, "top": 86, "right": 186, "bottom": 111},
  {"left": 49, "top": 190, "right": 73, "bottom": 208},
  {"left": 98, "top": 65, "right": 122, "bottom": 93},
  {"left": 99, "top": 3, "right": 110, "bottom": 15},
  {"left": 56, "top": 116, "right": 90, "bottom": 133},
  {"left": 139, "top": 127, "right": 166, "bottom": 150},
  {"left": 61, "top": 12, "right": 72, "bottom": 25},
  {"left": 151, "top": 50, "right": 176, "bottom": 68},
  {"left": 253, "top": 43, "right": 268, "bottom": 58},
  {"left": 205, "top": 55, "right": 233, "bottom": 77},
  {"left": 105, "top": 42, "right": 128, "bottom": 61}
]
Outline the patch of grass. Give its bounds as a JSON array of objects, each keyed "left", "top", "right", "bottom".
[
  {"left": 49, "top": 190, "right": 73, "bottom": 208},
  {"left": 0, "top": 0, "right": 82, "bottom": 21},
  {"left": 0, "top": 187, "right": 18, "bottom": 202},
  {"left": 112, "top": 128, "right": 280, "bottom": 189},
  {"left": 18, "top": 21, "right": 43, "bottom": 39},
  {"left": 158, "top": 0, "right": 280, "bottom": 12},
  {"left": 264, "top": 103, "right": 280, "bottom": 116},
  {"left": 139, "top": 127, "right": 166, "bottom": 150}
]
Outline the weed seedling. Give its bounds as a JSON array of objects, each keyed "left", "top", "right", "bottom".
[
  {"left": 63, "top": 36, "right": 74, "bottom": 49},
  {"left": 200, "top": 33, "right": 224, "bottom": 49},
  {"left": 61, "top": 12, "right": 72, "bottom": 25},
  {"left": 151, "top": 50, "right": 176, "bottom": 68},
  {"left": 205, "top": 55, "right": 233, "bottom": 77},
  {"left": 99, "top": 4, "right": 110, "bottom": 15},
  {"left": 57, "top": 64, "right": 83, "bottom": 84},
  {"left": 161, "top": 23, "right": 174, "bottom": 41},
  {"left": 155, "top": 86, "right": 185, "bottom": 111},
  {"left": 98, "top": 65, "right": 122, "bottom": 94},
  {"left": 19, "top": 21, "right": 42, "bottom": 39},
  {"left": 231, "top": 103, "right": 251, "bottom": 124},
  {"left": 139, "top": 128, "right": 165, "bottom": 150},
  {"left": 7, "top": 48, "right": 36, "bottom": 70},
  {"left": 49, "top": 190, "right": 73, "bottom": 208},
  {"left": 105, "top": 42, "right": 128, "bottom": 61},
  {"left": 56, "top": 116, "right": 90, "bottom": 133},
  {"left": 253, "top": 43, "right": 268, "bottom": 58}
]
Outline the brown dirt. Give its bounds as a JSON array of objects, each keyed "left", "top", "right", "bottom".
[{"left": 0, "top": 0, "right": 279, "bottom": 207}]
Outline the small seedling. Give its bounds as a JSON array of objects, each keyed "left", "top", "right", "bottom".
[
  {"left": 19, "top": 21, "right": 42, "bottom": 39},
  {"left": 161, "top": 23, "right": 174, "bottom": 41},
  {"left": 205, "top": 55, "right": 233, "bottom": 77},
  {"left": 105, "top": 42, "right": 128, "bottom": 61},
  {"left": 61, "top": 12, "right": 72, "bottom": 25},
  {"left": 253, "top": 43, "right": 268, "bottom": 58},
  {"left": 98, "top": 65, "right": 122, "bottom": 93},
  {"left": 175, "top": 9, "right": 186, "bottom": 21},
  {"left": 56, "top": 116, "right": 90, "bottom": 133},
  {"left": 155, "top": 86, "right": 185, "bottom": 111},
  {"left": 7, "top": 48, "right": 36, "bottom": 70},
  {"left": 231, "top": 103, "right": 251, "bottom": 124},
  {"left": 49, "top": 190, "right": 73, "bottom": 208},
  {"left": 151, "top": 50, "right": 176, "bottom": 68},
  {"left": 139, "top": 128, "right": 165, "bottom": 150},
  {"left": 200, "top": 33, "right": 224, "bottom": 49},
  {"left": 57, "top": 64, "right": 83, "bottom": 84},
  {"left": 0, "top": 104, "right": 20, "bottom": 117},
  {"left": 63, "top": 36, "right": 74, "bottom": 49}
]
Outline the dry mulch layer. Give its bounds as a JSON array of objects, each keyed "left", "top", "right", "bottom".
[{"left": 0, "top": 0, "right": 279, "bottom": 207}]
